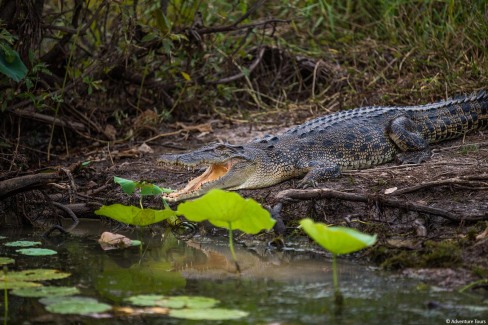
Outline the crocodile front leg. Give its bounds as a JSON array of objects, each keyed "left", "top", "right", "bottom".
[
  {"left": 297, "top": 161, "right": 341, "bottom": 188},
  {"left": 388, "top": 115, "right": 432, "bottom": 164}
]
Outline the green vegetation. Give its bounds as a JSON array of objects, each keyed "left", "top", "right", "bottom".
[
  {"left": 1, "top": 0, "right": 486, "bottom": 167},
  {"left": 125, "top": 294, "right": 249, "bottom": 320},
  {"left": 300, "top": 218, "right": 377, "bottom": 305},
  {"left": 177, "top": 189, "right": 275, "bottom": 269}
]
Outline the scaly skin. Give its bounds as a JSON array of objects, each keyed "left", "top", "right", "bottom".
[{"left": 158, "top": 91, "right": 488, "bottom": 201}]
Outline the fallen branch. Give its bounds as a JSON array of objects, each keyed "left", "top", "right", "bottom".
[
  {"left": 275, "top": 188, "right": 487, "bottom": 222},
  {"left": 0, "top": 173, "right": 61, "bottom": 199},
  {"left": 392, "top": 175, "right": 488, "bottom": 195}
]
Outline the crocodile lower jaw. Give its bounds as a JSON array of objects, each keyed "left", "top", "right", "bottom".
[{"left": 162, "top": 162, "right": 233, "bottom": 202}]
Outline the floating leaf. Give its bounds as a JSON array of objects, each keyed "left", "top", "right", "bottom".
[
  {"left": 300, "top": 218, "right": 377, "bottom": 255},
  {"left": 4, "top": 240, "right": 41, "bottom": 247},
  {"left": 0, "top": 46, "right": 28, "bottom": 82},
  {"left": 0, "top": 281, "right": 41, "bottom": 290},
  {"left": 169, "top": 308, "right": 249, "bottom": 320},
  {"left": 177, "top": 189, "right": 275, "bottom": 234},
  {"left": 4, "top": 269, "right": 70, "bottom": 282},
  {"left": 11, "top": 286, "right": 80, "bottom": 297},
  {"left": 42, "top": 296, "right": 112, "bottom": 315},
  {"left": 114, "top": 176, "right": 137, "bottom": 195},
  {"left": 126, "top": 295, "right": 218, "bottom": 309},
  {"left": 16, "top": 248, "right": 57, "bottom": 256},
  {"left": 40, "top": 296, "right": 98, "bottom": 306},
  {"left": 0, "top": 257, "right": 14, "bottom": 265},
  {"left": 95, "top": 204, "right": 176, "bottom": 226}
]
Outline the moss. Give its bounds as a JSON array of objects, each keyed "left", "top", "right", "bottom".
[
  {"left": 369, "top": 239, "right": 464, "bottom": 271},
  {"left": 380, "top": 250, "right": 420, "bottom": 271},
  {"left": 421, "top": 240, "right": 462, "bottom": 267}
]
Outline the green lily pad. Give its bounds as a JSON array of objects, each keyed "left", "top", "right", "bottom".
[
  {"left": 11, "top": 286, "right": 80, "bottom": 297},
  {"left": 0, "top": 257, "right": 14, "bottom": 265},
  {"left": 169, "top": 308, "right": 249, "bottom": 320},
  {"left": 177, "top": 189, "right": 275, "bottom": 234},
  {"left": 40, "top": 296, "right": 97, "bottom": 305},
  {"left": 42, "top": 296, "right": 112, "bottom": 315},
  {"left": 4, "top": 240, "right": 41, "bottom": 247},
  {"left": 299, "top": 218, "right": 377, "bottom": 255},
  {"left": 0, "top": 280, "right": 41, "bottom": 290},
  {"left": 114, "top": 176, "right": 173, "bottom": 196},
  {"left": 126, "top": 295, "right": 218, "bottom": 309},
  {"left": 16, "top": 248, "right": 57, "bottom": 256},
  {"left": 130, "top": 240, "right": 141, "bottom": 246},
  {"left": 95, "top": 204, "right": 176, "bottom": 226},
  {"left": 4, "top": 269, "right": 71, "bottom": 281}
]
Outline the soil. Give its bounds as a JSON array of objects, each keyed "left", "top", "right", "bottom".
[{"left": 1, "top": 111, "right": 487, "bottom": 289}]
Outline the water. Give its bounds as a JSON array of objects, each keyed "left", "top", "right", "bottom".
[{"left": 1, "top": 221, "right": 487, "bottom": 324}]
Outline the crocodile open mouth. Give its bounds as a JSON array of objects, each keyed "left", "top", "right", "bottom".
[{"left": 163, "top": 160, "right": 235, "bottom": 201}]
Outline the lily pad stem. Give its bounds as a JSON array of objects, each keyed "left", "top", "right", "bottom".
[
  {"left": 228, "top": 222, "right": 241, "bottom": 273},
  {"left": 332, "top": 254, "right": 343, "bottom": 306}
]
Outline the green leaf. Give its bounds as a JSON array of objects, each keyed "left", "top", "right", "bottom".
[
  {"left": 169, "top": 308, "right": 249, "bottom": 320},
  {"left": 180, "top": 71, "right": 191, "bottom": 81},
  {"left": 126, "top": 295, "right": 218, "bottom": 309},
  {"left": 11, "top": 286, "right": 80, "bottom": 297},
  {"left": 0, "top": 281, "right": 41, "bottom": 290},
  {"left": 0, "top": 257, "right": 14, "bottom": 265},
  {"left": 299, "top": 218, "right": 377, "bottom": 255},
  {"left": 3, "top": 269, "right": 71, "bottom": 281},
  {"left": 114, "top": 176, "right": 137, "bottom": 195},
  {"left": 16, "top": 248, "right": 57, "bottom": 256},
  {"left": 42, "top": 296, "right": 112, "bottom": 315},
  {"left": 177, "top": 189, "right": 275, "bottom": 234},
  {"left": 0, "top": 46, "right": 28, "bottom": 81},
  {"left": 4, "top": 240, "right": 41, "bottom": 247},
  {"left": 139, "top": 183, "right": 173, "bottom": 195},
  {"left": 95, "top": 204, "right": 177, "bottom": 226},
  {"left": 154, "top": 10, "right": 172, "bottom": 34}
]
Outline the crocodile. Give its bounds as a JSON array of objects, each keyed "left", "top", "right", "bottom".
[{"left": 158, "top": 91, "right": 488, "bottom": 202}]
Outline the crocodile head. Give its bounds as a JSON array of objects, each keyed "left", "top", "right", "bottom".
[{"left": 158, "top": 143, "right": 266, "bottom": 202}]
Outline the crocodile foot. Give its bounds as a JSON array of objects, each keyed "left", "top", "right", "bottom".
[{"left": 396, "top": 149, "right": 432, "bottom": 164}]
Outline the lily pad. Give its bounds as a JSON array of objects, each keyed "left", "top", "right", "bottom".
[
  {"left": 0, "top": 280, "right": 41, "bottom": 290},
  {"left": 4, "top": 240, "right": 41, "bottom": 247},
  {"left": 169, "top": 308, "right": 249, "bottom": 320},
  {"left": 0, "top": 257, "right": 14, "bottom": 265},
  {"left": 40, "top": 296, "right": 98, "bottom": 306},
  {"left": 11, "top": 286, "right": 80, "bottom": 297},
  {"left": 126, "top": 295, "right": 218, "bottom": 309},
  {"left": 95, "top": 204, "right": 176, "bottom": 226},
  {"left": 299, "top": 218, "right": 377, "bottom": 255},
  {"left": 177, "top": 189, "right": 275, "bottom": 234},
  {"left": 4, "top": 269, "right": 71, "bottom": 281},
  {"left": 16, "top": 248, "right": 57, "bottom": 256},
  {"left": 42, "top": 296, "right": 112, "bottom": 315}
]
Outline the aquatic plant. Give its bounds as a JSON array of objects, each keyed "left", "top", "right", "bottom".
[
  {"left": 94, "top": 177, "right": 177, "bottom": 226},
  {"left": 299, "top": 218, "right": 377, "bottom": 305},
  {"left": 177, "top": 189, "right": 275, "bottom": 270}
]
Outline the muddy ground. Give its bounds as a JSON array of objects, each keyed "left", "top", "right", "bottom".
[{"left": 2, "top": 112, "right": 487, "bottom": 289}]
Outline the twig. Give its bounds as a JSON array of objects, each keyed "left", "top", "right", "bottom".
[{"left": 207, "top": 47, "right": 266, "bottom": 84}]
